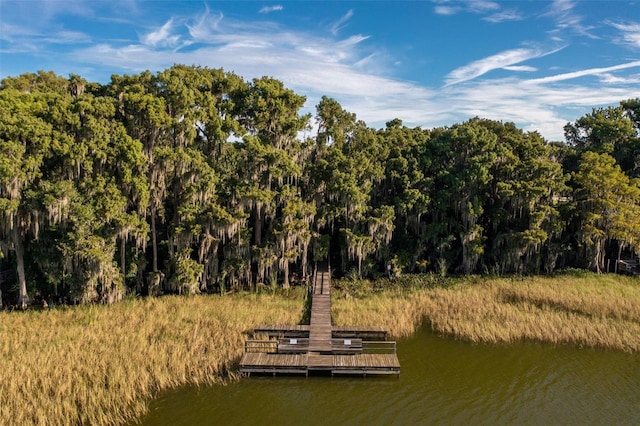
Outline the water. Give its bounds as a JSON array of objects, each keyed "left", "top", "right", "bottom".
[{"left": 139, "top": 328, "right": 640, "bottom": 425}]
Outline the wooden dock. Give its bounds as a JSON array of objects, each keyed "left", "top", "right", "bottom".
[{"left": 239, "top": 266, "right": 400, "bottom": 377}]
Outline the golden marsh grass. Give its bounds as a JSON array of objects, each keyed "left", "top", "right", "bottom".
[
  {"left": 333, "top": 273, "right": 640, "bottom": 351},
  {"left": 0, "top": 291, "right": 304, "bottom": 426},
  {"left": 1, "top": 273, "right": 639, "bottom": 425}
]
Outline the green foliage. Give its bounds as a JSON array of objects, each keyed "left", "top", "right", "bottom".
[
  {"left": 572, "top": 151, "right": 640, "bottom": 272},
  {"left": 1, "top": 67, "right": 639, "bottom": 304},
  {"left": 168, "top": 249, "right": 203, "bottom": 295}
]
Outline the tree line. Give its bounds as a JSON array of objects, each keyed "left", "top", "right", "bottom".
[{"left": 1, "top": 66, "right": 639, "bottom": 306}]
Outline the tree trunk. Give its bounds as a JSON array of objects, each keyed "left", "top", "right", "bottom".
[
  {"left": 120, "top": 237, "right": 126, "bottom": 278},
  {"left": 14, "top": 215, "right": 28, "bottom": 308},
  {"left": 282, "top": 261, "right": 290, "bottom": 289},
  {"left": 301, "top": 242, "right": 308, "bottom": 282},
  {"left": 592, "top": 238, "right": 605, "bottom": 273},
  {"left": 151, "top": 206, "right": 158, "bottom": 272},
  {"left": 254, "top": 204, "right": 263, "bottom": 246}
]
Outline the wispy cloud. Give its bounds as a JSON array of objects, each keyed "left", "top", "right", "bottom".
[
  {"left": 503, "top": 65, "right": 537, "bottom": 72},
  {"left": 599, "top": 73, "right": 640, "bottom": 85},
  {"left": 483, "top": 9, "right": 524, "bottom": 23},
  {"left": 5, "top": 2, "right": 640, "bottom": 143},
  {"left": 467, "top": 1, "right": 500, "bottom": 14},
  {"left": 0, "top": 22, "right": 91, "bottom": 54},
  {"left": 186, "top": 8, "right": 224, "bottom": 41},
  {"left": 525, "top": 60, "right": 640, "bottom": 84},
  {"left": 0, "top": 22, "right": 40, "bottom": 43},
  {"left": 45, "top": 30, "right": 92, "bottom": 45},
  {"left": 259, "top": 5, "right": 283, "bottom": 14},
  {"left": 434, "top": 5, "right": 460, "bottom": 16},
  {"left": 141, "top": 19, "right": 182, "bottom": 47},
  {"left": 70, "top": 10, "right": 373, "bottom": 92},
  {"left": 444, "top": 46, "right": 562, "bottom": 86},
  {"left": 609, "top": 21, "right": 640, "bottom": 49},
  {"left": 544, "top": 0, "right": 596, "bottom": 39},
  {"left": 441, "top": 77, "right": 637, "bottom": 139},
  {"left": 434, "top": 0, "right": 514, "bottom": 20},
  {"left": 64, "top": 5, "right": 640, "bottom": 141},
  {"left": 331, "top": 10, "right": 353, "bottom": 35},
  {"left": 67, "top": 4, "right": 640, "bottom": 143}
]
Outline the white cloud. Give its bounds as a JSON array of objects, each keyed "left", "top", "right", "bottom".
[
  {"left": 440, "top": 76, "right": 640, "bottom": 140},
  {"left": 444, "top": 47, "right": 562, "bottom": 86},
  {"left": 16, "top": 3, "right": 640, "bottom": 143},
  {"left": 502, "top": 65, "right": 537, "bottom": 72},
  {"left": 141, "top": 19, "right": 181, "bottom": 47},
  {"left": 483, "top": 10, "right": 524, "bottom": 23},
  {"left": 0, "top": 22, "right": 40, "bottom": 43},
  {"left": 0, "top": 22, "right": 91, "bottom": 54},
  {"left": 37, "top": 0, "right": 96, "bottom": 19},
  {"left": 546, "top": 0, "right": 575, "bottom": 17},
  {"left": 525, "top": 61, "right": 640, "bottom": 84},
  {"left": 610, "top": 21, "right": 640, "bottom": 49},
  {"left": 435, "top": 0, "right": 511, "bottom": 19},
  {"left": 544, "top": 0, "right": 596, "bottom": 38},
  {"left": 331, "top": 10, "right": 354, "bottom": 35},
  {"left": 70, "top": 24, "right": 640, "bottom": 142},
  {"left": 434, "top": 5, "right": 461, "bottom": 16},
  {"left": 467, "top": 1, "right": 500, "bottom": 14},
  {"left": 598, "top": 72, "right": 640, "bottom": 84},
  {"left": 47, "top": 30, "right": 92, "bottom": 44},
  {"left": 187, "top": 8, "right": 224, "bottom": 41},
  {"left": 259, "top": 5, "right": 284, "bottom": 14}
]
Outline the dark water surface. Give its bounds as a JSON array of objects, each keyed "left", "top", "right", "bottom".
[{"left": 138, "top": 328, "right": 639, "bottom": 425}]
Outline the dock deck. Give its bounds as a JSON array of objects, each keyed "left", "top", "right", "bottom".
[{"left": 239, "top": 266, "right": 400, "bottom": 377}]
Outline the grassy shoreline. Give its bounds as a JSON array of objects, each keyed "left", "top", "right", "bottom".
[
  {"left": 1, "top": 272, "right": 639, "bottom": 425},
  {"left": 334, "top": 272, "right": 640, "bottom": 351},
  {"left": 0, "top": 292, "right": 304, "bottom": 425}
]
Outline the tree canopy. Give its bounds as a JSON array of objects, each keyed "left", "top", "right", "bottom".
[{"left": 1, "top": 67, "right": 639, "bottom": 305}]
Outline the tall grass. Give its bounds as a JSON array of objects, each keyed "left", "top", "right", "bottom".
[
  {"left": 332, "top": 273, "right": 640, "bottom": 351},
  {"left": 0, "top": 290, "right": 304, "bottom": 426},
  {"left": 2, "top": 273, "right": 639, "bottom": 425}
]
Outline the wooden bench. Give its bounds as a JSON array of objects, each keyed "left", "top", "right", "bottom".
[
  {"left": 277, "top": 338, "right": 309, "bottom": 354},
  {"left": 331, "top": 338, "right": 363, "bottom": 354},
  {"left": 332, "top": 326, "right": 387, "bottom": 340}
]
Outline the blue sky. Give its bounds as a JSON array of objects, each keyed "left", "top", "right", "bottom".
[{"left": 1, "top": 0, "right": 640, "bottom": 141}]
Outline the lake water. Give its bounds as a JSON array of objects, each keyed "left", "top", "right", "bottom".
[{"left": 138, "top": 327, "right": 639, "bottom": 425}]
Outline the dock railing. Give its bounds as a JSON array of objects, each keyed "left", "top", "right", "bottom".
[
  {"left": 362, "top": 341, "right": 397, "bottom": 354},
  {"left": 244, "top": 338, "right": 396, "bottom": 355}
]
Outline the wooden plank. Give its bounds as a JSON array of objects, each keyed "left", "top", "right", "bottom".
[
  {"left": 240, "top": 352, "right": 400, "bottom": 374},
  {"left": 307, "top": 354, "right": 334, "bottom": 368},
  {"left": 240, "top": 353, "right": 308, "bottom": 367},
  {"left": 309, "top": 286, "right": 332, "bottom": 352}
]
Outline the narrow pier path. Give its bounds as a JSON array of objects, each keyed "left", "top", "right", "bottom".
[
  {"left": 239, "top": 266, "right": 400, "bottom": 376},
  {"left": 308, "top": 269, "right": 332, "bottom": 354}
]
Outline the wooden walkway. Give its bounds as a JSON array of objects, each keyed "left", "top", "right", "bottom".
[
  {"left": 308, "top": 269, "right": 332, "bottom": 353},
  {"left": 239, "top": 266, "right": 400, "bottom": 377}
]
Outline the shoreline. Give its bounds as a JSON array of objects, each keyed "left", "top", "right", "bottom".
[
  {"left": 334, "top": 272, "right": 640, "bottom": 352},
  {"left": 1, "top": 272, "right": 638, "bottom": 425}
]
